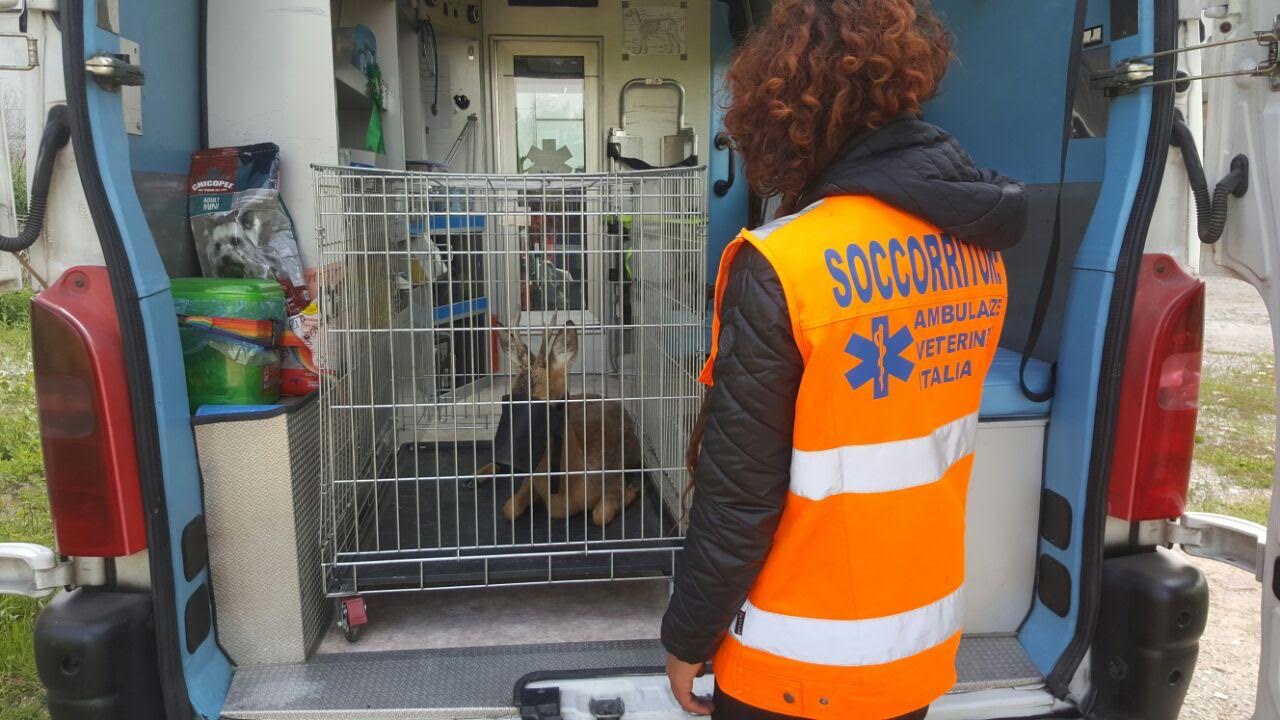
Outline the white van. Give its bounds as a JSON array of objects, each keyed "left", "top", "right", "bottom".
[{"left": 0, "top": 1, "right": 1277, "bottom": 718}]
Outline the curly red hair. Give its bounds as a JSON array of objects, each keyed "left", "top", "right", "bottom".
[{"left": 724, "top": 0, "right": 953, "bottom": 214}]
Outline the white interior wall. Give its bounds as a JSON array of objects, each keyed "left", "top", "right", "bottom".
[
  {"left": 399, "top": 23, "right": 429, "bottom": 161},
  {"left": 207, "top": 0, "right": 339, "bottom": 271},
  {"left": 421, "top": 35, "right": 486, "bottom": 171}
]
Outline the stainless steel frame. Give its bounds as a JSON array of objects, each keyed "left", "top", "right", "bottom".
[{"left": 313, "top": 166, "right": 706, "bottom": 595}]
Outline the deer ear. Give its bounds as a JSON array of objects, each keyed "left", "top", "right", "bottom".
[
  {"left": 498, "top": 327, "right": 529, "bottom": 369},
  {"left": 548, "top": 324, "right": 579, "bottom": 370}
]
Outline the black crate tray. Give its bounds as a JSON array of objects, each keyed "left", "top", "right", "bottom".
[{"left": 331, "top": 441, "right": 683, "bottom": 590}]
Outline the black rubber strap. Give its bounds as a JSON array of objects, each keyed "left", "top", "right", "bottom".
[
  {"left": 1020, "top": 0, "right": 1089, "bottom": 402},
  {"left": 607, "top": 142, "right": 699, "bottom": 170}
]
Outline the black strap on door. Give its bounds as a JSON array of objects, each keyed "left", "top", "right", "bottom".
[{"left": 1020, "top": 0, "right": 1089, "bottom": 402}]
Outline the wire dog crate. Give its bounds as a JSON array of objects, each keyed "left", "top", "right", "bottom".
[{"left": 315, "top": 166, "right": 706, "bottom": 595}]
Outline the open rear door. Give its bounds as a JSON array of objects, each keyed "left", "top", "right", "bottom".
[{"left": 1198, "top": 3, "right": 1280, "bottom": 718}]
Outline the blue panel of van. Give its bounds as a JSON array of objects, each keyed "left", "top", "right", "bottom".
[
  {"left": 120, "top": 0, "right": 202, "bottom": 174},
  {"left": 1014, "top": 1, "right": 1157, "bottom": 676},
  {"left": 84, "top": 0, "right": 236, "bottom": 717},
  {"left": 929, "top": 1, "right": 1108, "bottom": 186},
  {"left": 707, "top": 0, "right": 750, "bottom": 283}
]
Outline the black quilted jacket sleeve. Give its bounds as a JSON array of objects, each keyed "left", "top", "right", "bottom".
[{"left": 660, "top": 244, "right": 803, "bottom": 664}]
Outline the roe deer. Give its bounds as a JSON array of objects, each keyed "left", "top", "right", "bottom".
[{"left": 478, "top": 323, "right": 643, "bottom": 527}]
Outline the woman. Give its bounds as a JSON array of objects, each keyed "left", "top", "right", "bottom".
[{"left": 662, "top": 1, "right": 1028, "bottom": 719}]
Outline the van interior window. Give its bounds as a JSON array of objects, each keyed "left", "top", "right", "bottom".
[{"left": 513, "top": 56, "right": 588, "bottom": 173}]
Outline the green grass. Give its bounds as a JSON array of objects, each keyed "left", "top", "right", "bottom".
[
  {"left": 1189, "top": 351, "right": 1275, "bottom": 524},
  {"left": 11, "top": 162, "right": 25, "bottom": 220},
  {"left": 0, "top": 291, "right": 52, "bottom": 720},
  {"left": 1194, "top": 496, "right": 1270, "bottom": 525}
]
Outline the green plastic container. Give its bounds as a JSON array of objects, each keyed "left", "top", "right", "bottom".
[{"left": 171, "top": 278, "right": 286, "bottom": 410}]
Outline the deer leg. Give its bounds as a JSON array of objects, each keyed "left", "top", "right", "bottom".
[
  {"left": 590, "top": 480, "right": 637, "bottom": 527},
  {"left": 472, "top": 462, "right": 497, "bottom": 487},
  {"left": 516, "top": 453, "right": 556, "bottom": 517},
  {"left": 502, "top": 477, "right": 535, "bottom": 521},
  {"left": 545, "top": 475, "right": 589, "bottom": 519},
  {"left": 590, "top": 492, "right": 622, "bottom": 527},
  {"left": 543, "top": 431, "right": 587, "bottom": 519}
]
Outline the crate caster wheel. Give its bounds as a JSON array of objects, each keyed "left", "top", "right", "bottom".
[{"left": 338, "top": 596, "right": 367, "bottom": 643}]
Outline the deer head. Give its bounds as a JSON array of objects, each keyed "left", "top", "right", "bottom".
[{"left": 498, "top": 321, "right": 579, "bottom": 400}]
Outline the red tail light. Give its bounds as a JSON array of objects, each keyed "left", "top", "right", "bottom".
[
  {"left": 31, "top": 267, "right": 146, "bottom": 556},
  {"left": 1108, "top": 254, "right": 1205, "bottom": 521}
]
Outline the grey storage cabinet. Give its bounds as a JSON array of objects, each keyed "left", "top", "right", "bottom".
[{"left": 193, "top": 397, "right": 328, "bottom": 666}]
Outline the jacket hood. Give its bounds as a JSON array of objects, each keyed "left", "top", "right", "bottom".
[{"left": 798, "top": 117, "right": 1028, "bottom": 251}]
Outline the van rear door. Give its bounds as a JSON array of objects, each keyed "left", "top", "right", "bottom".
[{"left": 1197, "top": 1, "right": 1280, "bottom": 718}]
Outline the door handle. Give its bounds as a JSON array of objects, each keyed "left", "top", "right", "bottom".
[
  {"left": 713, "top": 132, "right": 735, "bottom": 198},
  {"left": 0, "top": 32, "right": 38, "bottom": 71}
]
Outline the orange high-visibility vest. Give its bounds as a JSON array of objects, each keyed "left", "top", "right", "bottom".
[{"left": 701, "top": 196, "right": 1009, "bottom": 719}]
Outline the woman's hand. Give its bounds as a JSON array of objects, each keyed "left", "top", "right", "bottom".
[{"left": 666, "top": 654, "right": 714, "bottom": 716}]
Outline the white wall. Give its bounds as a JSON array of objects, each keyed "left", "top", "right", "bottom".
[
  {"left": 1149, "top": 18, "right": 1204, "bottom": 274},
  {"left": 399, "top": 22, "right": 429, "bottom": 162},
  {"left": 207, "top": 0, "right": 341, "bottom": 271},
  {"left": 24, "top": 12, "right": 104, "bottom": 285},
  {"left": 421, "top": 34, "right": 485, "bottom": 171}
]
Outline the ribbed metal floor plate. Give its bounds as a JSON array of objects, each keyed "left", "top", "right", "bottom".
[
  {"left": 953, "top": 636, "right": 1043, "bottom": 691},
  {"left": 222, "top": 639, "right": 665, "bottom": 719},
  {"left": 222, "top": 636, "right": 1040, "bottom": 719}
]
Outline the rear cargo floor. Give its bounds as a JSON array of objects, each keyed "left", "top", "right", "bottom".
[
  {"left": 329, "top": 442, "right": 682, "bottom": 591},
  {"left": 223, "top": 635, "right": 1043, "bottom": 719}
]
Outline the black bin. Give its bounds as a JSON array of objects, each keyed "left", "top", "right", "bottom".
[
  {"left": 1091, "top": 547, "right": 1209, "bottom": 720},
  {"left": 34, "top": 588, "right": 164, "bottom": 720}
]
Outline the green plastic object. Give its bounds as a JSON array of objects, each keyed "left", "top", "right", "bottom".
[{"left": 170, "top": 278, "right": 286, "bottom": 410}]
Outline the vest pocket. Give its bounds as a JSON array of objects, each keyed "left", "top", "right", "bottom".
[{"left": 724, "top": 661, "right": 806, "bottom": 717}]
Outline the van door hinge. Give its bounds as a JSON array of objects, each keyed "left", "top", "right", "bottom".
[
  {"left": 84, "top": 51, "right": 143, "bottom": 90},
  {"left": 1144, "top": 512, "right": 1268, "bottom": 580},
  {"left": 0, "top": 544, "right": 114, "bottom": 597},
  {"left": 0, "top": 543, "right": 71, "bottom": 597},
  {"left": 1092, "top": 16, "right": 1279, "bottom": 96}
]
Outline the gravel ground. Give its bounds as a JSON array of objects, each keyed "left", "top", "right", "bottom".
[
  {"left": 1181, "top": 554, "right": 1262, "bottom": 720},
  {"left": 1180, "top": 275, "right": 1269, "bottom": 719},
  {"left": 1202, "top": 274, "right": 1272, "bottom": 355}
]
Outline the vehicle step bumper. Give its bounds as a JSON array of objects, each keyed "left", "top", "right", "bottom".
[{"left": 220, "top": 636, "right": 1042, "bottom": 719}]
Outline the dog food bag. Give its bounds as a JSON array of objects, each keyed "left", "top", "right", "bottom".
[
  {"left": 188, "top": 143, "right": 311, "bottom": 317},
  {"left": 171, "top": 278, "right": 286, "bottom": 411},
  {"left": 280, "top": 328, "right": 319, "bottom": 396}
]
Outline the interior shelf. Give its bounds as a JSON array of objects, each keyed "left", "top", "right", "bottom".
[{"left": 335, "top": 63, "right": 386, "bottom": 112}]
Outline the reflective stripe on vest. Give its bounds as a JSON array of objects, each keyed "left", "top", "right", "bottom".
[
  {"left": 790, "top": 411, "right": 977, "bottom": 499},
  {"left": 734, "top": 588, "right": 964, "bottom": 667},
  {"left": 701, "top": 196, "right": 1009, "bottom": 719}
]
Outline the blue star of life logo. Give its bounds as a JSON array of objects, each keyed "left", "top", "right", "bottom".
[{"left": 845, "top": 315, "right": 915, "bottom": 399}]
